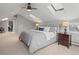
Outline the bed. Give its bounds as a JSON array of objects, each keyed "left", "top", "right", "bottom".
[{"left": 19, "top": 30, "right": 57, "bottom": 54}]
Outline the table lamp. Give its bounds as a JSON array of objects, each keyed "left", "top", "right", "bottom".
[
  {"left": 62, "top": 21, "right": 69, "bottom": 34},
  {"left": 36, "top": 23, "right": 39, "bottom": 30}
]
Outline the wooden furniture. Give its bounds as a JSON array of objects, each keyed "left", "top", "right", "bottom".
[
  {"left": 57, "top": 33, "right": 71, "bottom": 48},
  {"left": 0, "top": 27, "right": 4, "bottom": 33}
]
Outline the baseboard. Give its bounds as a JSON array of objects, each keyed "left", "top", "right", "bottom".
[{"left": 72, "top": 42, "right": 79, "bottom": 47}]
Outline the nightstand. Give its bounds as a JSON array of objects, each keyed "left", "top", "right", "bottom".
[{"left": 57, "top": 33, "right": 71, "bottom": 48}]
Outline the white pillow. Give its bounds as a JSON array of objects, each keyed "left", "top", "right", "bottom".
[
  {"left": 44, "top": 27, "right": 50, "bottom": 32},
  {"left": 49, "top": 27, "right": 57, "bottom": 32}
]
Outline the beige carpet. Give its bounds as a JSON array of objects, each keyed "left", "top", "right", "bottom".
[
  {"left": 0, "top": 32, "right": 29, "bottom": 55},
  {"left": 0, "top": 32, "right": 79, "bottom": 55},
  {"left": 35, "top": 43, "right": 79, "bottom": 55}
]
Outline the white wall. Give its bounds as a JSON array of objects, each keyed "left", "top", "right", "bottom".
[
  {"left": 39, "top": 20, "right": 61, "bottom": 33},
  {"left": 15, "top": 15, "right": 36, "bottom": 35},
  {"left": 40, "top": 21, "right": 59, "bottom": 27},
  {"left": 40, "top": 20, "right": 70, "bottom": 33}
]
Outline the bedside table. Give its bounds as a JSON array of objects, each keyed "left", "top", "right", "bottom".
[{"left": 57, "top": 33, "right": 71, "bottom": 48}]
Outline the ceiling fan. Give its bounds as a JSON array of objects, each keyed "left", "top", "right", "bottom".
[{"left": 22, "top": 3, "right": 37, "bottom": 11}]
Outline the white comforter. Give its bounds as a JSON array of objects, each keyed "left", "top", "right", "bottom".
[
  {"left": 20, "top": 30, "right": 56, "bottom": 53},
  {"left": 31, "top": 30, "right": 55, "bottom": 40}
]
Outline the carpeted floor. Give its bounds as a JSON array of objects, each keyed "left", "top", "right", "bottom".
[
  {"left": 0, "top": 32, "right": 29, "bottom": 55},
  {"left": 34, "top": 43, "right": 79, "bottom": 55},
  {"left": 0, "top": 32, "right": 79, "bottom": 55}
]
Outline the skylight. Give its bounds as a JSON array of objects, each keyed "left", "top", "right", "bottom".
[{"left": 51, "top": 3, "right": 64, "bottom": 11}]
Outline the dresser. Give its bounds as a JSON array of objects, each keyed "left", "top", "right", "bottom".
[{"left": 57, "top": 33, "right": 71, "bottom": 48}]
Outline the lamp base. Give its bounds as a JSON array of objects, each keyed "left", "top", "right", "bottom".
[{"left": 64, "top": 26, "right": 67, "bottom": 34}]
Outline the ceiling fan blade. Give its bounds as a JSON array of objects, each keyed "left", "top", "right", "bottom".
[
  {"left": 21, "top": 3, "right": 37, "bottom": 11},
  {"left": 21, "top": 7, "right": 26, "bottom": 9},
  {"left": 32, "top": 8, "right": 37, "bottom": 10},
  {"left": 21, "top": 3, "right": 27, "bottom": 8}
]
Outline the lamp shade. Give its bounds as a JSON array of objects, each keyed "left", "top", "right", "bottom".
[
  {"left": 36, "top": 23, "right": 39, "bottom": 26},
  {"left": 62, "top": 21, "right": 69, "bottom": 27}
]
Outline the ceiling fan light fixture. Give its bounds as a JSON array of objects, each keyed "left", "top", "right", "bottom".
[
  {"left": 27, "top": 5, "right": 32, "bottom": 11},
  {"left": 27, "top": 9, "right": 32, "bottom": 11}
]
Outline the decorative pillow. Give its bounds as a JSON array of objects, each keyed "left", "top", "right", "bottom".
[{"left": 39, "top": 27, "right": 44, "bottom": 31}]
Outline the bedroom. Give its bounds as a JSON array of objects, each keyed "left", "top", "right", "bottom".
[{"left": 0, "top": 3, "right": 79, "bottom": 55}]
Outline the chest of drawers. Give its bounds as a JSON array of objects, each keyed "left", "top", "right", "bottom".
[{"left": 57, "top": 33, "right": 71, "bottom": 48}]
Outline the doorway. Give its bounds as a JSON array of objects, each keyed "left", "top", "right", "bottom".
[{"left": 8, "top": 21, "right": 13, "bottom": 32}]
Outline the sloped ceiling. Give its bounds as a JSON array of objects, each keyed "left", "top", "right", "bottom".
[
  {"left": 0, "top": 3, "right": 22, "bottom": 21},
  {"left": 0, "top": 3, "right": 79, "bottom": 22}
]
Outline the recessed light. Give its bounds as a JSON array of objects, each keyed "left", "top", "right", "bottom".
[{"left": 2, "top": 18, "right": 8, "bottom": 21}]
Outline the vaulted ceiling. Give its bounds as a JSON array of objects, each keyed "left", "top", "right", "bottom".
[{"left": 0, "top": 3, "right": 79, "bottom": 22}]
